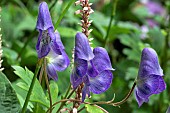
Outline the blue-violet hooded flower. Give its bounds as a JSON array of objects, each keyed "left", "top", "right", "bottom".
[
  {"left": 71, "top": 32, "right": 114, "bottom": 101},
  {"left": 36, "top": 2, "right": 70, "bottom": 80},
  {"left": 135, "top": 48, "right": 166, "bottom": 107}
]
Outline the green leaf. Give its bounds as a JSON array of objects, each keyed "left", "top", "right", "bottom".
[
  {"left": 0, "top": 72, "right": 21, "bottom": 113},
  {"left": 12, "top": 79, "right": 33, "bottom": 112},
  {"left": 3, "top": 47, "right": 19, "bottom": 65},
  {"left": 57, "top": 27, "right": 77, "bottom": 38},
  {"left": 118, "top": 33, "right": 150, "bottom": 62},
  {"left": 125, "top": 67, "right": 138, "bottom": 81},
  {"left": 85, "top": 104, "right": 104, "bottom": 113},
  {"left": 49, "top": 81, "right": 58, "bottom": 104},
  {"left": 12, "top": 66, "right": 50, "bottom": 107},
  {"left": 148, "top": 27, "right": 165, "bottom": 55}
]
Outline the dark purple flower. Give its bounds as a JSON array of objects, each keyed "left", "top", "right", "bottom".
[
  {"left": 71, "top": 32, "right": 114, "bottom": 101},
  {"left": 135, "top": 48, "right": 166, "bottom": 107},
  {"left": 36, "top": 2, "right": 70, "bottom": 80},
  {"left": 36, "top": 2, "right": 61, "bottom": 58}
]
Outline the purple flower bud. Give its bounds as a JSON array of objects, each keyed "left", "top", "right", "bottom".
[
  {"left": 135, "top": 48, "right": 166, "bottom": 107},
  {"left": 36, "top": 2, "right": 60, "bottom": 58},
  {"left": 71, "top": 32, "right": 114, "bottom": 101},
  {"left": 36, "top": 2, "right": 54, "bottom": 31}
]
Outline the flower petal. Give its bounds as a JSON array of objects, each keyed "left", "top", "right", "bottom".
[
  {"left": 70, "top": 69, "right": 83, "bottom": 89},
  {"left": 36, "top": 31, "right": 50, "bottom": 58},
  {"left": 93, "top": 47, "right": 114, "bottom": 73},
  {"left": 47, "top": 50, "right": 70, "bottom": 71},
  {"left": 138, "top": 48, "right": 163, "bottom": 78},
  {"left": 136, "top": 74, "right": 160, "bottom": 99},
  {"left": 134, "top": 89, "right": 149, "bottom": 107},
  {"left": 75, "top": 32, "right": 94, "bottom": 61},
  {"left": 135, "top": 90, "right": 144, "bottom": 107},
  {"left": 82, "top": 84, "right": 90, "bottom": 102},
  {"left": 48, "top": 29, "right": 62, "bottom": 55},
  {"left": 36, "top": 2, "right": 54, "bottom": 31},
  {"left": 46, "top": 63, "right": 58, "bottom": 81},
  {"left": 154, "top": 76, "right": 166, "bottom": 94},
  {"left": 89, "top": 70, "right": 113, "bottom": 94},
  {"left": 54, "top": 31, "right": 65, "bottom": 50},
  {"left": 87, "top": 61, "right": 98, "bottom": 77},
  {"left": 75, "top": 59, "right": 88, "bottom": 77}
]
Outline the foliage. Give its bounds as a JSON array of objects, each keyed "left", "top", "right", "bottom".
[{"left": 0, "top": 0, "right": 170, "bottom": 113}]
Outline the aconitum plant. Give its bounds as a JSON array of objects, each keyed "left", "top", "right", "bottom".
[
  {"left": 2, "top": 0, "right": 167, "bottom": 113},
  {"left": 22, "top": 1, "right": 166, "bottom": 112}
]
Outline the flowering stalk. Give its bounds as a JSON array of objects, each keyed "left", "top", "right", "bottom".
[
  {"left": 44, "top": 58, "right": 53, "bottom": 113},
  {"left": 75, "top": 0, "right": 93, "bottom": 37},
  {"left": 105, "top": 0, "right": 119, "bottom": 46},
  {"left": 0, "top": 7, "right": 3, "bottom": 71},
  {"left": 55, "top": 0, "right": 75, "bottom": 28},
  {"left": 70, "top": 0, "right": 95, "bottom": 112},
  {"left": 21, "top": 59, "right": 43, "bottom": 113}
]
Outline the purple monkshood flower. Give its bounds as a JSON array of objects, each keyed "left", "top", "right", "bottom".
[
  {"left": 36, "top": 2, "right": 70, "bottom": 80},
  {"left": 36, "top": 2, "right": 60, "bottom": 58},
  {"left": 135, "top": 48, "right": 166, "bottom": 107},
  {"left": 71, "top": 32, "right": 114, "bottom": 101}
]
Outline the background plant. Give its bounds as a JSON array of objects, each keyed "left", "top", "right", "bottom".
[{"left": 0, "top": 0, "right": 170, "bottom": 113}]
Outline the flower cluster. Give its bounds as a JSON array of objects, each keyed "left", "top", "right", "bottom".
[
  {"left": 75, "top": 0, "right": 94, "bottom": 37},
  {"left": 135, "top": 48, "right": 166, "bottom": 107},
  {"left": 35, "top": 1, "right": 166, "bottom": 107},
  {"left": 71, "top": 32, "right": 114, "bottom": 101},
  {"left": 36, "top": 2, "right": 70, "bottom": 80}
]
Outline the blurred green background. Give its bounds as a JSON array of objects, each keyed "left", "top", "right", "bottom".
[{"left": 0, "top": 0, "right": 170, "bottom": 113}]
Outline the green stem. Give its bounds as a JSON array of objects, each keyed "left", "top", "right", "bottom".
[
  {"left": 21, "top": 59, "right": 43, "bottom": 113},
  {"left": 54, "top": 0, "right": 75, "bottom": 28},
  {"left": 49, "top": 0, "right": 58, "bottom": 11},
  {"left": 64, "top": 83, "right": 71, "bottom": 99},
  {"left": 56, "top": 84, "right": 74, "bottom": 113},
  {"left": 44, "top": 58, "right": 53, "bottom": 113},
  {"left": 105, "top": 0, "right": 118, "bottom": 46},
  {"left": 77, "top": 106, "right": 85, "bottom": 112},
  {"left": 112, "top": 82, "right": 136, "bottom": 106},
  {"left": 17, "top": 29, "right": 36, "bottom": 60}
]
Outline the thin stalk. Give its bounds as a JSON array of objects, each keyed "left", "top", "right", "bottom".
[
  {"left": 105, "top": 0, "right": 118, "bottom": 46},
  {"left": 56, "top": 88, "right": 76, "bottom": 113},
  {"left": 44, "top": 58, "right": 53, "bottom": 113},
  {"left": 17, "top": 29, "right": 36, "bottom": 60},
  {"left": 64, "top": 83, "right": 71, "bottom": 99},
  {"left": 77, "top": 106, "right": 85, "bottom": 112},
  {"left": 47, "top": 98, "right": 108, "bottom": 113},
  {"left": 54, "top": 0, "right": 75, "bottom": 28},
  {"left": 21, "top": 59, "right": 43, "bottom": 113},
  {"left": 49, "top": 0, "right": 58, "bottom": 11},
  {"left": 112, "top": 82, "right": 136, "bottom": 106},
  {"left": 47, "top": 81, "right": 136, "bottom": 113},
  {"left": 39, "top": 65, "right": 44, "bottom": 84}
]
